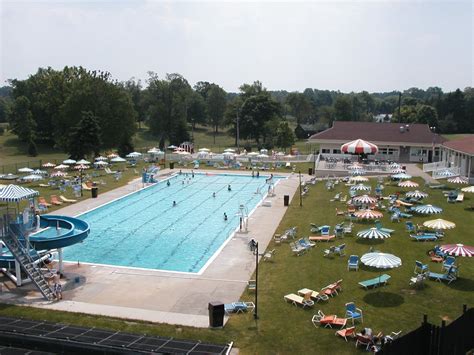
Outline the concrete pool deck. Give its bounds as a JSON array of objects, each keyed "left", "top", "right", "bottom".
[{"left": 0, "top": 169, "right": 300, "bottom": 328}]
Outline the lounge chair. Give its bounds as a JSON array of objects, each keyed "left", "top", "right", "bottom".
[
  {"left": 324, "top": 246, "right": 336, "bottom": 257},
  {"left": 322, "top": 279, "right": 342, "bottom": 297},
  {"left": 340, "top": 195, "right": 347, "bottom": 202},
  {"left": 345, "top": 302, "right": 363, "bottom": 324},
  {"left": 224, "top": 301, "right": 255, "bottom": 315},
  {"left": 355, "top": 334, "right": 372, "bottom": 350},
  {"left": 347, "top": 255, "right": 359, "bottom": 271},
  {"left": 263, "top": 249, "right": 276, "bottom": 261},
  {"left": 374, "top": 220, "right": 394, "bottom": 234},
  {"left": 290, "top": 242, "right": 306, "bottom": 256},
  {"left": 297, "top": 288, "right": 329, "bottom": 302},
  {"left": 336, "top": 326, "right": 356, "bottom": 341},
  {"left": 410, "top": 273, "right": 427, "bottom": 288},
  {"left": 309, "top": 235, "right": 335, "bottom": 242},
  {"left": 82, "top": 183, "right": 92, "bottom": 191},
  {"left": 456, "top": 193, "right": 464, "bottom": 202},
  {"left": 428, "top": 251, "right": 444, "bottom": 263},
  {"left": 50, "top": 195, "right": 63, "bottom": 206},
  {"left": 429, "top": 184, "right": 446, "bottom": 189},
  {"left": 320, "top": 226, "right": 331, "bottom": 236},
  {"left": 410, "top": 234, "right": 439, "bottom": 242},
  {"left": 358, "top": 274, "right": 391, "bottom": 289},
  {"left": 343, "top": 223, "right": 353, "bottom": 235},
  {"left": 284, "top": 293, "right": 314, "bottom": 308},
  {"left": 60, "top": 195, "right": 77, "bottom": 203},
  {"left": 428, "top": 271, "right": 457, "bottom": 284},
  {"left": 335, "top": 244, "right": 346, "bottom": 256},
  {"left": 247, "top": 280, "right": 256, "bottom": 292},
  {"left": 405, "top": 221, "right": 416, "bottom": 232},
  {"left": 390, "top": 213, "right": 400, "bottom": 222},
  {"left": 105, "top": 167, "right": 117, "bottom": 174},
  {"left": 442, "top": 256, "right": 456, "bottom": 271},
  {"left": 313, "top": 310, "right": 347, "bottom": 328},
  {"left": 38, "top": 197, "right": 52, "bottom": 207},
  {"left": 335, "top": 208, "right": 345, "bottom": 216},
  {"left": 414, "top": 260, "right": 429, "bottom": 274},
  {"left": 310, "top": 223, "right": 320, "bottom": 233}
]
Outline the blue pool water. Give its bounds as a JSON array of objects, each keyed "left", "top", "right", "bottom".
[{"left": 62, "top": 173, "right": 282, "bottom": 273}]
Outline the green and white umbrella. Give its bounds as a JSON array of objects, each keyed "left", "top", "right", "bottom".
[
  {"left": 437, "top": 169, "right": 457, "bottom": 178},
  {"left": 63, "top": 159, "right": 76, "bottom": 164},
  {"left": 357, "top": 228, "right": 391, "bottom": 239},
  {"left": 18, "top": 167, "right": 34, "bottom": 173},
  {"left": 406, "top": 190, "right": 428, "bottom": 199},
  {"left": 361, "top": 252, "right": 402, "bottom": 269},
  {"left": 350, "top": 184, "right": 371, "bottom": 191},
  {"left": 412, "top": 204, "right": 443, "bottom": 214}
]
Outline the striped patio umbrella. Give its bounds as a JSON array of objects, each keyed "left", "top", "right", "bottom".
[
  {"left": 361, "top": 252, "right": 402, "bottom": 269},
  {"left": 406, "top": 190, "right": 428, "bottom": 199},
  {"left": 354, "top": 209, "right": 383, "bottom": 219},
  {"left": 423, "top": 218, "right": 455, "bottom": 230},
  {"left": 390, "top": 168, "right": 406, "bottom": 174},
  {"left": 447, "top": 176, "right": 468, "bottom": 184},
  {"left": 348, "top": 164, "right": 363, "bottom": 170},
  {"left": 437, "top": 169, "right": 458, "bottom": 178},
  {"left": 353, "top": 195, "right": 378, "bottom": 204},
  {"left": 350, "top": 176, "right": 369, "bottom": 182},
  {"left": 42, "top": 162, "right": 56, "bottom": 168},
  {"left": 63, "top": 159, "right": 76, "bottom": 164},
  {"left": 94, "top": 161, "right": 109, "bottom": 166},
  {"left": 392, "top": 173, "right": 412, "bottom": 180},
  {"left": 389, "top": 163, "right": 401, "bottom": 169},
  {"left": 440, "top": 244, "right": 474, "bottom": 257},
  {"left": 461, "top": 186, "right": 474, "bottom": 193},
  {"left": 110, "top": 156, "right": 127, "bottom": 163},
  {"left": 22, "top": 174, "right": 42, "bottom": 181},
  {"left": 76, "top": 159, "right": 91, "bottom": 165},
  {"left": 126, "top": 152, "right": 142, "bottom": 158},
  {"left": 73, "top": 164, "right": 89, "bottom": 170},
  {"left": 350, "top": 169, "right": 367, "bottom": 176},
  {"left": 32, "top": 169, "right": 47, "bottom": 175},
  {"left": 0, "top": 184, "right": 39, "bottom": 202},
  {"left": 95, "top": 156, "right": 108, "bottom": 161},
  {"left": 350, "top": 184, "right": 371, "bottom": 191},
  {"left": 398, "top": 180, "right": 419, "bottom": 188},
  {"left": 50, "top": 171, "right": 67, "bottom": 178},
  {"left": 54, "top": 164, "right": 69, "bottom": 170},
  {"left": 357, "top": 228, "right": 391, "bottom": 239},
  {"left": 107, "top": 153, "right": 118, "bottom": 159},
  {"left": 341, "top": 139, "right": 378, "bottom": 154},
  {"left": 412, "top": 204, "right": 443, "bottom": 214}
]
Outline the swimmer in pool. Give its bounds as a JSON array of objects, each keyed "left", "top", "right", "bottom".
[
  {"left": 173, "top": 201, "right": 177, "bottom": 207},
  {"left": 224, "top": 213, "right": 228, "bottom": 221},
  {"left": 167, "top": 180, "right": 170, "bottom": 186}
]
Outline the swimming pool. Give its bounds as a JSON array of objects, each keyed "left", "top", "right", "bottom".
[{"left": 62, "top": 173, "right": 282, "bottom": 273}]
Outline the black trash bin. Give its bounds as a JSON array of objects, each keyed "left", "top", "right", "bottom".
[
  {"left": 308, "top": 167, "right": 313, "bottom": 176},
  {"left": 169, "top": 162, "right": 175, "bottom": 169},
  {"left": 284, "top": 195, "right": 290, "bottom": 206},
  {"left": 208, "top": 302, "right": 224, "bottom": 328},
  {"left": 91, "top": 187, "right": 98, "bottom": 198}
]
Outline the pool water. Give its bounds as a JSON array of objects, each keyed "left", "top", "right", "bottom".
[{"left": 63, "top": 173, "right": 281, "bottom": 273}]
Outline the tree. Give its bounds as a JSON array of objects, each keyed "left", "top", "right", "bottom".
[
  {"left": 187, "top": 91, "right": 207, "bottom": 129},
  {"left": 9, "top": 96, "right": 36, "bottom": 142},
  {"left": 66, "top": 111, "right": 102, "bottom": 159},
  {"left": 276, "top": 121, "right": 295, "bottom": 150},
  {"left": 286, "top": 92, "right": 312, "bottom": 124},
  {"left": 206, "top": 84, "right": 227, "bottom": 143},
  {"left": 333, "top": 96, "right": 352, "bottom": 121},
  {"left": 415, "top": 104, "right": 438, "bottom": 126},
  {"left": 123, "top": 78, "right": 145, "bottom": 130},
  {"left": 27, "top": 138, "right": 38, "bottom": 157}
]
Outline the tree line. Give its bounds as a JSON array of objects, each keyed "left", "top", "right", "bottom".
[{"left": 0, "top": 66, "right": 472, "bottom": 158}]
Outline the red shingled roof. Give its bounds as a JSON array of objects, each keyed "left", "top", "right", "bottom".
[
  {"left": 309, "top": 121, "right": 445, "bottom": 145},
  {"left": 443, "top": 136, "right": 474, "bottom": 155}
]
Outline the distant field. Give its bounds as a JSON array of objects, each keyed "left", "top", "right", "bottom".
[{"left": 443, "top": 133, "right": 473, "bottom": 141}]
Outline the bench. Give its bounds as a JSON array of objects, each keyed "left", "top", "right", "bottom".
[
  {"left": 410, "top": 234, "right": 439, "bottom": 242},
  {"left": 309, "top": 235, "right": 335, "bottom": 242},
  {"left": 358, "top": 274, "right": 391, "bottom": 289}
]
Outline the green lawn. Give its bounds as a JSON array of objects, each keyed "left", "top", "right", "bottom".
[
  {"left": 443, "top": 134, "right": 474, "bottom": 141},
  {"left": 1, "top": 174, "right": 473, "bottom": 353}
]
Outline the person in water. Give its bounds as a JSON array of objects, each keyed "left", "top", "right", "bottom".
[
  {"left": 228, "top": 185, "right": 232, "bottom": 191},
  {"left": 213, "top": 192, "right": 216, "bottom": 198},
  {"left": 167, "top": 180, "right": 170, "bottom": 186},
  {"left": 224, "top": 213, "right": 228, "bottom": 221},
  {"left": 256, "top": 171, "right": 260, "bottom": 178},
  {"left": 173, "top": 201, "right": 177, "bottom": 207}
]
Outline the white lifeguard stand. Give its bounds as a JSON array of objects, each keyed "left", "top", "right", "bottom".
[{"left": 237, "top": 204, "right": 249, "bottom": 233}]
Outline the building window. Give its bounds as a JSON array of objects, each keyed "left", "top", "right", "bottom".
[
  {"left": 321, "top": 149, "right": 330, "bottom": 154},
  {"left": 332, "top": 149, "right": 341, "bottom": 154}
]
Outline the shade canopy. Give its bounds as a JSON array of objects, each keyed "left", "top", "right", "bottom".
[
  {"left": 461, "top": 186, "right": 474, "bottom": 193},
  {"left": 18, "top": 167, "right": 34, "bottom": 173},
  {"left": 0, "top": 184, "right": 39, "bottom": 202},
  {"left": 341, "top": 139, "right": 378, "bottom": 154},
  {"left": 54, "top": 164, "right": 69, "bottom": 170},
  {"left": 354, "top": 209, "right": 383, "bottom": 219},
  {"left": 42, "top": 162, "right": 56, "bottom": 168},
  {"left": 353, "top": 195, "right": 378, "bottom": 204},
  {"left": 392, "top": 173, "right": 412, "bottom": 180},
  {"left": 361, "top": 252, "right": 402, "bottom": 269},
  {"left": 440, "top": 244, "right": 474, "bottom": 257},
  {"left": 63, "top": 159, "right": 76, "bottom": 164},
  {"left": 412, "top": 204, "right": 443, "bottom": 214},
  {"left": 406, "top": 190, "right": 428, "bottom": 199},
  {"left": 110, "top": 156, "right": 126, "bottom": 163},
  {"left": 447, "top": 176, "right": 468, "bottom": 184},
  {"left": 22, "top": 174, "right": 42, "bottom": 181},
  {"left": 357, "top": 228, "right": 391, "bottom": 239},
  {"left": 350, "top": 176, "right": 369, "bottom": 182},
  {"left": 350, "top": 184, "right": 371, "bottom": 191},
  {"left": 423, "top": 218, "right": 455, "bottom": 230},
  {"left": 76, "top": 159, "right": 91, "bottom": 165},
  {"left": 398, "top": 180, "right": 419, "bottom": 188}
]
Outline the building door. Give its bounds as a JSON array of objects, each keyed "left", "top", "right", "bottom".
[
  {"left": 428, "top": 150, "right": 433, "bottom": 163},
  {"left": 399, "top": 146, "right": 410, "bottom": 162}
]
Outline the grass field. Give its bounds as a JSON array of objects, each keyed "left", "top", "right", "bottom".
[{"left": 1, "top": 173, "right": 473, "bottom": 354}]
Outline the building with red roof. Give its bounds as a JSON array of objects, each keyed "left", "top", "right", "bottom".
[{"left": 440, "top": 135, "right": 474, "bottom": 182}]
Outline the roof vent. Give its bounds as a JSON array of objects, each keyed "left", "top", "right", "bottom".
[
  {"left": 400, "top": 126, "right": 405, "bottom": 133},
  {"left": 405, "top": 124, "right": 410, "bottom": 132}
]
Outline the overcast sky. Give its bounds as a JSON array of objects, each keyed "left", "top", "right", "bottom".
[{"left": 0, "top": 0, "right": 472, "bottom": 93}]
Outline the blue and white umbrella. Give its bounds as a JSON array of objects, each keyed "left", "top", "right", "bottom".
[
  {"left": 350, "top": 184, "right": 371, "bottom": 191},
  {"left": 18, "top": 167, "right": 34, "bottom": 173},
  {"left": 412, "top": 204, "right": 443, "bottom": 214},
  {"left": 361, "top": 252, "right": 402, "bottom": 269},
  {"left": 63, "top": 159, "right": 76, "bottom": 164},
  {"left": 350, "top": 169, "right": 366, "bottom": 176},
  {"left": 437, "top": 169, "right": 458, "bottom": 178},
  {"left": 357, "top": 228, "right": 391, "bottom": 239},
  {"left": 392, "top": 173, "right": 412, "bottom": 180},
  {"left": 32, "top": 169, "right": 47, "bottom": 175},
  {"left": 22, "top": 174, "right": 43, "bottom": 181},
  {"left": 110, "top": 156, "right": 127, "bottom": 163},
  {"left": 0, "top": 184, "right": 39, "bottom": 202},
  {"left": 406, "top": 190, "right": 428, "bottom": 199}
]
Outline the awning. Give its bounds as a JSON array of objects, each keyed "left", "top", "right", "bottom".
[{"left": 0, "top": 184, "right": 39, "bottom": 202}]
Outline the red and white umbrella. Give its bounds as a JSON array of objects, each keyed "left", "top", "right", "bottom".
[
  {"left": 341, "top": 139, "right": 378, "bottom": 154},
  {"left": 440, "top": 244, "right": 474, "bottom": 257},
  {"left": 74, "top": 164, "right": 89, "bottom": 170},
  {"left": 50, "top": 171, "right": 67, "bottom": 178},
  {"left": 354, "top": 209, "right": 383, "bottom": 219},
  {"left": 54, "top": 164, "right": 69, "bottom": 170},
  {"left": 42, "top": 162, "right": 56, "bottom": 168},
  {"left": 391, "top": 168, "right": 406, "bottom": 174},
  {"left": 447, "top": 176, "right": 468, "bottom": 184},
  {"left": 353, "top": 195, "right": 378, "bottom": 204},
  {"left": 347, "top": 163, "right": 363, "bottom": 170},
  {"left": 398, "top": 180, "right": 419, "bottom": 188}
]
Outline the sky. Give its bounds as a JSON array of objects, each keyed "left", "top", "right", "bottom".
[{"left": 0, "top": 0, "right": 472, "bottom": 93}]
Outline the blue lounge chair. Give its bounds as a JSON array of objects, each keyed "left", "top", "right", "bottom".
[
  {"left": 224, "top": 301, "right": 255, "bottom": 315},
  {"left": 358, "top": 274, "right": 391, "bottom": 289},
  {"left": 320, "top": 226, "right": 330, "bottom": 236},
  {"left": 347, "top": 255, "right": 359, "bottom": 271},
  {"left": 335, "top": 244, "right": 346, "bottom": 256},
  {"left": 390, "top": 213, "right": 400, "bottom": 222},
  {"left": 374, "top": 220, "right": 394, "bottom": 234},
  {"left": 428, "top": 270, "right": 457, "bottom": 284},
  {"left": 414, "top": 260, "right": 429, "bottom": 274},
  {"left": 399, "top": 211, "right": 413, "bottom": 218},
  {"left": 345, "top": 302, "right": 363, "bottom": 324},
  {"left": 410, "top": 234, "right": 439, "bottom": 242},
  {"left": 405, "top": 221, "right": 416, "bottom": 232},
  {"left": 443, "top": 256, "right": 456, "bottom": 271}
]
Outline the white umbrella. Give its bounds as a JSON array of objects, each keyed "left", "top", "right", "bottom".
[
  {"left": 107, "top": 153, "right": 118, "bottom": 159},
  {"left": 361, "top": 252, "right": 402, "bottom": 269},
  {"left": 95, "top": 156, "right": 108, "bottom": 161},
  {"left": 18, "top": 167, "right": 34, "bottom": 173},
  {"left": 167, "top": 145, "right": 177, "bottom": 150},
  {"left": 32, "top": 169, "right": 47, "bottom": 175},
  {"left": 50, "top": 171, "right": 67, "bottom": 178},
  {"left": 412, "top": 204, "right": 443, "bottom": 214},
  {"left": 437, "top": 169, "right": 458, "bottom": 178},
  {"left": 54, "top": 164, "right": 69, "bottom": 170},
  {"left": 392, "top": 173, "right": 412, "bottom": 180},
  {"left": 461, "top": 186, "right": 474, "bottom": 193},
  {"left": 350, "top": 176, "right": 369, "bottom": 182},
  {"left": 22, "top": 174, "right": 42, "bottom": 181},
  {"left": 447, "top": 176, "right": 468, "bottom": 184},
  {"left": 147, "top": 148, "right": 160, "bottom": 154},
  {"left": 94, "top": 161, "right": 109, "bottom": 166},
  {"left": 423, "top": 219, "right": 455, "bottom": 230},
  {"left": 126, "top": 152, "right": 142, "bottom": 158},
  {"left": 406, "top": 190, "right": 428, "bottom": 199},
  {"left": 110, "top": 156, "right": 127, "bottom": 163},
  {"left": 42, "top": 162, "right": 56, "bottom": 168},
  {"left": 63, "top": 159, "right": 76, "bottom": 164},
  {"left": 357, "top": 228, "right": 391, "bottom": 239},
  {"left": 76, "top": 159, "right": 91, "bottom": 165},
  {"left": 198, "top": 148, "right": 210, "bottom": 152},
  {"left": 352, "top": 195, "right": 378, "bottom": 204},
  {"left": 398, "top": 180, "right": 419, "bottom": 188},
  {"left": 350, "top": 184, "right": 371, "bottom": 191},
  {"left": 224, "top": 148, "right": 235, "bottom": 153}
]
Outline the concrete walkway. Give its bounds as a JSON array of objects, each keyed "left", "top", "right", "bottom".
[
  {"left": 1, "top": 169, "right": 300, "bottom": 328},
  {"left": 405, "top": 163, "right": 438, "bottom": 184}
]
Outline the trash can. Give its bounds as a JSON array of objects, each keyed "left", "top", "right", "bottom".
[
  {"left": 169, "top": 162, "right": 175, "bottom": 169},
  {"left": 308, "top": 167, "right": 313, "bottom": 176},
  {"left": 284, "top": 195, "right": 290, "bottom": 206},
  {"left": 91, "top": 187, "right": 98, "bottom": 198},
  {"left": 208, "top": 302, "right": 225, "bottom": 328}
]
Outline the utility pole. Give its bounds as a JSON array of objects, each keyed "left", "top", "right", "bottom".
[
  {"left": 254, "top": 241, "right": 259, "bottom": 320},
  {"left": 299, "top": 171, "right": 302, "bottom": 207},
  {"left": 236, "top": 111, "right": 240, "bottom": 153},
  {"left": 398, "top": 92, "right": 402, "bottom": 123}
]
